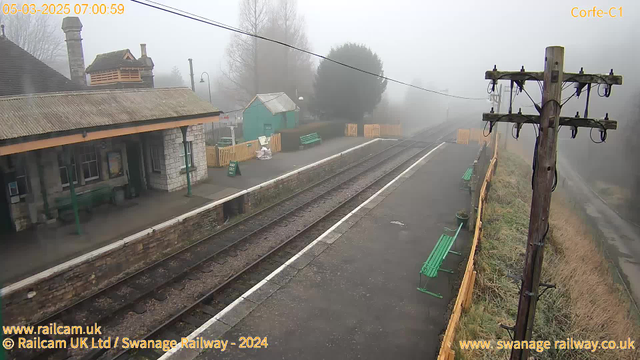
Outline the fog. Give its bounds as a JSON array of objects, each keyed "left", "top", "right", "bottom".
[{"left": 3, "top": 0, "right": 639, "bottom": 217}]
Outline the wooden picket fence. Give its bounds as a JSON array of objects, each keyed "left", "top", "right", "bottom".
[
  {"left": 457, "top": 128, "right": 490, "bottom": 145},
  {"left": 457, "top": 129, "right": 470, "bottom": 144},
  {"left": 206, "top": 133, "right": 282, "bottom": 167},
  {"left": 270, "top": 132, "right": 282, "bottom": 153},
  {"left": 379, "top": 124, "right": 403, "bottom": 137},
  {"left": 364, "top": 124, "right": 380, "bottom": 138},
  {"left": 437, "top": 132, "right": 499, "bottom": 360},
  {"left": 363, "top": 124, "right": 402, "bottom": 138},
  {"left": 345, "top": 123, "right": 358, "bottom": 137}
]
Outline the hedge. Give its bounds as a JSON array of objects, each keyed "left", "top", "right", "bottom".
[{"left": 277, "top": 121, "right": 345, "bottom": 151}]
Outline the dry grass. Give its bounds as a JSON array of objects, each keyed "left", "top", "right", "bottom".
[{"left": 454, "top": 151, "right": 640, "bottom": 360}]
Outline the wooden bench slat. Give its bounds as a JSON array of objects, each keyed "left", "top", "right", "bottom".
[
  {"left": 462, "top": 167, "right": 473, "bottom": 181},
  {"left": 300, "top": 132, "right": 322, "bottom": 145},
  {"left": 418, "top": 223, "right": 464, "bottom": 297}
]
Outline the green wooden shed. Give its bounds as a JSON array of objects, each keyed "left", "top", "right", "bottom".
[{"left": 243, "top": 92, "right": 298, "bottom": 141}]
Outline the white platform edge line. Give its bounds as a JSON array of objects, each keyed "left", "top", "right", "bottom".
[
  {"left": 157, "top": 141, "right": 446, "bottom": 360},
  {"left": 1, "top": 139, "right": 384, "bottom": 297}
]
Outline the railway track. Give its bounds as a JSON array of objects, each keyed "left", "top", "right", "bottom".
[{"left": 7, "top": 123, "right": 457, "bottom": 360}]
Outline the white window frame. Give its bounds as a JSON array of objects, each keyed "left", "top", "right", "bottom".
[
  {"left": 59, "top": 154, "right": 78, "bottom": 188},
  {"left": 150, "top": 145, "right": 163, "bottom": 173},
  {"left": 79, "top": 145, "right": 100, "bottom": 181},
  {"left": 179, "top": 141, "right": 193, "bottom": 169}
]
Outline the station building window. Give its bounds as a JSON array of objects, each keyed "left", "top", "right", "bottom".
[
  {"left": 150, "top": 145, "right": 163, "bottom": 173},
  {"left": 79, "top": 145, "right": 100, "bottom": 181},
  {"left": 179, "top": 142, "right": 193, "bottom": 169},
  {"left": 58, "top": 153, "right": 78, "bottom": 188}
]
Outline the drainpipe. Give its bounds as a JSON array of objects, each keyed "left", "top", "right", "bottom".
[
  {"left": 63, "top": 146, "right": 81, "bottom": 235},
  {"left": 180, "top": 126, "right": 192, "bottom": 197},
  {"left": 36, "top": 151, "right": 51, "bottom": 220}
]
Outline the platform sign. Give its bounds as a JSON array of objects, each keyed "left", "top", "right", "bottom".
[{"left": 227, "top": 161, "right": 241, "bottom": 177}]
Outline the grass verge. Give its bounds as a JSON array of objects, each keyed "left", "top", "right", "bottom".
[{"left": 453, "top": 151, "right": 639, "bottom": 359}]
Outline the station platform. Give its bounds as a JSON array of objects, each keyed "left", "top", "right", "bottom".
[
  {"left": 170, "top": 142, "right": 480, "bottom": 360},
  {"left": 0, "top": 136, "right": 371, "bottom": 286}
]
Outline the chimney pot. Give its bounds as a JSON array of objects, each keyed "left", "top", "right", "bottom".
[{"left": 140, "top": 44, "right": 147, "bottom": 57}]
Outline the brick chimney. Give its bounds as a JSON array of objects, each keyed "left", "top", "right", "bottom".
[
  {"left": 61, "top": 17, "right": 86, "bottom": 86},
  {"left": 139, "top": 43, "right": 154, "bottom": 88}
]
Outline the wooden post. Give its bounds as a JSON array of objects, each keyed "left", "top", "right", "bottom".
[
  {"left": 464, "top": 270, "right": 477, "bottom": 311},
  {"left": 510, "top": 46, "right": 564, "bottom": 360}
]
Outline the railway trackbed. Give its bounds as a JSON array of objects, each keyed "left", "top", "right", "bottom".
[{"left": 7, "top": 124, "right": 455, "bottom": 360}]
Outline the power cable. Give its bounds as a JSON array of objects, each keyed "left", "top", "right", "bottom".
[{"left": 131, "top": 0, "right": 486, "bottom": 101}]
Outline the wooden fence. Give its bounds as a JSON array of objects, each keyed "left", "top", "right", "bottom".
[
  {"left": 364, "top": 124, "right": 380, "bottom": 138},
  {"left": 437, "top": 132, "right": 499, "bottom": 360},
  {"left": 345, "top": 123, "right": 358, "bottom": 137},
  {"left": 457, "top": 128, "right": 490, "bottom": 145},
  {"left": 379, "top": 124, "right": 403, "bottom": 137},
  {"left": 456, "top": 129, "right": 470, "bottom": 144},
  {"left": 270, "top": 132, "right": 282, "bottom": 152},
  {"left": 363, "top": 124, "right": 402, "bottom": 138},
  {"left": 206, "top": 133, "right": 282, "bottom": 167}
]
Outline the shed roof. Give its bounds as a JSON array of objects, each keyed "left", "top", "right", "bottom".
[
  {"left": 0, "top": 35, "right": 83, "bottom": 96},
  {"left": 0, "top": 88, "right": 220, "bottom": 142},
  {"left": 85, "top": 49, "right": 145, "bottom": 73},
  {"left": 247, "top": 92, "right": 298, "bottom": 115}
]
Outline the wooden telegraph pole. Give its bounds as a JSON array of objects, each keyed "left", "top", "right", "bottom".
[
  {"left": 483, "top": 46, "right": 622, "bottom": 360},
  {"left": 512, "top": 46, "right": 563, "bottom": 360}
]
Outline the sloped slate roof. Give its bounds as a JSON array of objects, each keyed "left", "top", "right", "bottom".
[
  {"left": 0, "top": 88, "right": 220, "bottom": 142},
  {"left": 85, "top": 49, "right": 145, "bottom": 73},
  {"left": 247, "top": 92, "right": 298, "bottom": 115},
  {"left": 0, "top": 36, "right": 83, "bottom": 96}
]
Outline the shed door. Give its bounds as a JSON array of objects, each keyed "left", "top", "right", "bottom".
[{"left": 263, "top": 123, "right": 273, "bottom": 137}]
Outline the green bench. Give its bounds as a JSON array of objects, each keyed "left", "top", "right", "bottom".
[
  {"left": 55, "top": 186, "right": 113, "bottom": 220},
  {"left": 299, "top": 132, "right": 322, "bottom": 148},
  {"left": 461, "top": 167, "right": 473, "bottom": 189},
  {"left": 417, "top": 223, "right": 464, "bottom": 298}
]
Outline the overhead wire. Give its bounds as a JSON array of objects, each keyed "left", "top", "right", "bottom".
[{"left": 131, "top": 0, "right": 486, "bottom": 101}]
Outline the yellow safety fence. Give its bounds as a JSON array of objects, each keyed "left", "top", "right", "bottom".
[
  {"left": 437, "top": 132, "right": 499, "bottom": 360},
  {"left": 206, "top": 133, "right": 281, "bottom": 167},
  {"left": 364, "top": 124, "right": 402, "bottom": 138},
  {"left": 458, "top": 128, "right": 490, "bottom": 145}
]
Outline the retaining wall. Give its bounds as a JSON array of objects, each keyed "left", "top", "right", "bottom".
[{"left": 1, "top": 138, "right": 392, "bottom": 326}]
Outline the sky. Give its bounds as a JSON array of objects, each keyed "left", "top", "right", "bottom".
[{"left": 12, "top": 0, "right": 640, "bottom": 116}]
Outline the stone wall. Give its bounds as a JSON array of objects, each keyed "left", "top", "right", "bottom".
[
  {"left": 1, "top": 139, "right": 391, "bottom": 326},
  {"left": 163, "top": 125, "right": 208, "bottom": 192},
  {"left": 2, "top": 202, "right": 224, "bottom": 326}
]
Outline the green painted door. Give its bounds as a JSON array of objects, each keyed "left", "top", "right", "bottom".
[{"left": 264, "top": 123, "right": 273, "bottom": 137}]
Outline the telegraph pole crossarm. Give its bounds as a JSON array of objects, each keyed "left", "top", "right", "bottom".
[
  {"left": 482, "top": 113, "right": 618, "bottom": 130},
  {"left": 483, "top": 47, "right": 623, "bottom": 360},
  {"left": 485, "top": 70, "right": 623, "bottom": 85}
]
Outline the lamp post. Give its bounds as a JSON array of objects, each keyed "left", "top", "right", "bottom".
[{"left": 200, "top": 71, "right": 212, "bottom": 104}]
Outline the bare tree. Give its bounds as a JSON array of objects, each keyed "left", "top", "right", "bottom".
[
  {"left": 222, "top": 0, "right": 313, "bottom": 104},
  {"left": 262, "top": 0, "right": 313, "bottom": 98},
  {"left": 0, "top": 8, "right": 64, "bottom": 66},
  {"left": 223, "top": 0, "right": 269, "bottom": 102}
]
